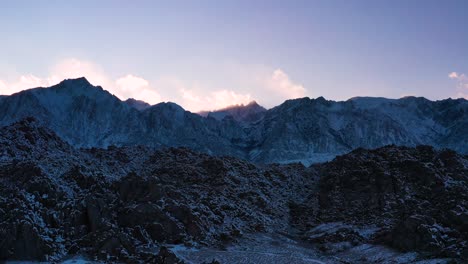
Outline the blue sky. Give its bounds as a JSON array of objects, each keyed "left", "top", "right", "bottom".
[{"left": 1, "top": 0, "right": 467, "bottom": 111}]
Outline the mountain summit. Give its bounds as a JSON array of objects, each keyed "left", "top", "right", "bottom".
[{"left": 124, "top": 98, "right": 151, "bottom": 111}]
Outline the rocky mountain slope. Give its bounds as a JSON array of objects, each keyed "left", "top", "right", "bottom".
[
  {"left": 249, "top": 96, "right": 468, "bottom": 164},
  {"left": 303, "top": 145, "right": 468, "bottom": 260},
  {"left": 0, "top": 119, "right": 313, "bottom": 262},
  {"left": 0, "top": 119, "right": 466, "bottom": 263},
  {"left": 0, "top": 78, "right": 244, "bottom": 158},
  {"left": 0, "top": 78, "right": 466, "bottom": 164}
]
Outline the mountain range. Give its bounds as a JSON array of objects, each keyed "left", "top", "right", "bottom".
[{"left": 0, "top": 77, "right": 467, "bottom": 165}]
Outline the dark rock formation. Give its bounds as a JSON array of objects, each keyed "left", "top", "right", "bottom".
[
  {"left": 0, "top": 119, "right": 312, "bottom": 262},
  {"left": 293, "top": 145, "right": 468, "bottom": 260},
  {"left": 0, "top": 119, "right": 466, "bottom": 262}
]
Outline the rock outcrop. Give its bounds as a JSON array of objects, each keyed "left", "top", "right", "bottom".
[
  {"left": 0, "top": 119, "right": 466, "bottom": 262},
  {"left": 0, "top": 119, "right": 312, "bottom": 262},
  {"left": 292, "top": 145, "right": 468, "bottom": 260}
]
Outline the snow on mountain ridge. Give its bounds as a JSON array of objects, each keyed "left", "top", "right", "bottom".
[{"left": 0, "top": 77, "right": 467, "bottom": 164}]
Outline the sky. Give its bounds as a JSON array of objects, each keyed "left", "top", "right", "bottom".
[{"left": 0, "top": 0, "right": 467, "bottom": 111}]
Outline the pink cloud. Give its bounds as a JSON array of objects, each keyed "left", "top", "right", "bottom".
[{"left": 449, "top": 71, "right": 468, "bottom": 99}]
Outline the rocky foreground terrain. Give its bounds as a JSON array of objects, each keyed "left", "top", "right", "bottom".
[{"left": 0, "top": 118, "right": 467, "bottom": 263}]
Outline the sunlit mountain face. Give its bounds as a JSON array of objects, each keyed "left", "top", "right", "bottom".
[{"left": 1, "top": 1, "right": 468, "bottom": 263}]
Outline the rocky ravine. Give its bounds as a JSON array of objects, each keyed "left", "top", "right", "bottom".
[{"left": 0, "top": 119, "right": 467, "bottom": 263}]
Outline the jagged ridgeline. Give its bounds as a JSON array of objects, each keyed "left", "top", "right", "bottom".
[
  {"left": 0, "top": 118, "right": 467, "bottom": 262},
  {"left": 0, "top": 78, "right": 467, "bottom": 165}
]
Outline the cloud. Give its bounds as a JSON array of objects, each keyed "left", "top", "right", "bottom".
[
  {"left": 48, "top": 58, "right": 112, "bottom": 88},
  {"left": 211, "top": 90, "right": 252, "bottom": 109},
  {"left": 179, "top": 87, "right": 252, "bottom": 112},
  {"left": 116, "top": 74, "right": 149, "bottom": 92},
  {"left": 0, "top": 80, "right": 6, "bottom": 92},
  {"left": 448, "top": 71, "right": 468, "bottom": 98},
  {"left": 448, "top": 72, "right": 458, "bottom": 79},
  {"left": 115, "top": 74, "right": 161, "bottom": 104},
  {"left": 264, "top": 69, "right": 306, "bottom": 99},
  {"left": 0, "top": 58, "right": 111, "bottom": 95},
  {"left": 154, "top": 67, "right": 306, "bottom": 112},
  {"left": 448, "top": 71, "right": 467, "bottom": 81},
  {"left": 0, "top": 59, "right": 308, "bottom": 111},
  {"left": 0, "top": 76, "right": 62, "bottom": 95},
  {"left": 0, "top": 74, "right": 50, "bottom": 95},
  {"left": 0, "top": 58, "right": 162, "bottom": 105}
]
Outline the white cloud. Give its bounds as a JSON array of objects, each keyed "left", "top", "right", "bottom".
[
  {"left": 211, "top": 90, "right": 252, "bottom": 109},
  {"left": 264, "top": 69, "right": 306, "bottom": 99},
  {"left": 448, "top": 71, "right": 468, "bottom": 99},
  {"left": 0, "top": 79, "right": 6, "bottom": 93},
  {"left": 48, "top": 58, "right": 112, "bottom": 88},
  {"left": 0, "top": 58, "right": 162, "bottom": 105},
  {"left": 135, "top": 75, "right": 254, "bottom": 112},
  {"left": 448, "top": 71, "right": 467, "bottom": 81},
  {"left": 133, "top": 65, "right": 306, "bottom": 111},
  {"left": 179, "top": 87, "right": 252, "bottom": 112},
  {"left": 448, "top": 72, "right": 459, "bottom": 79},
  {"left": 147, "top": 64, "right": 307, "bottom": 111},
  {"left": 115, "top": 74, "right": 161, "bottom": 104},
  {"left": 15, "top": 75, "right": 45, "bottom": 90},
  {"left": 0, "top": 58, "right": 112, "bottom": 95},
  {"left": 116, "top": 74, "right": 149, "bottom": 93},
  {"left": 0, "top": 59, "right": 308, "bottom": 111},
  {"left": 0, "top": 74, "right": 48, "bottom": 95}
]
